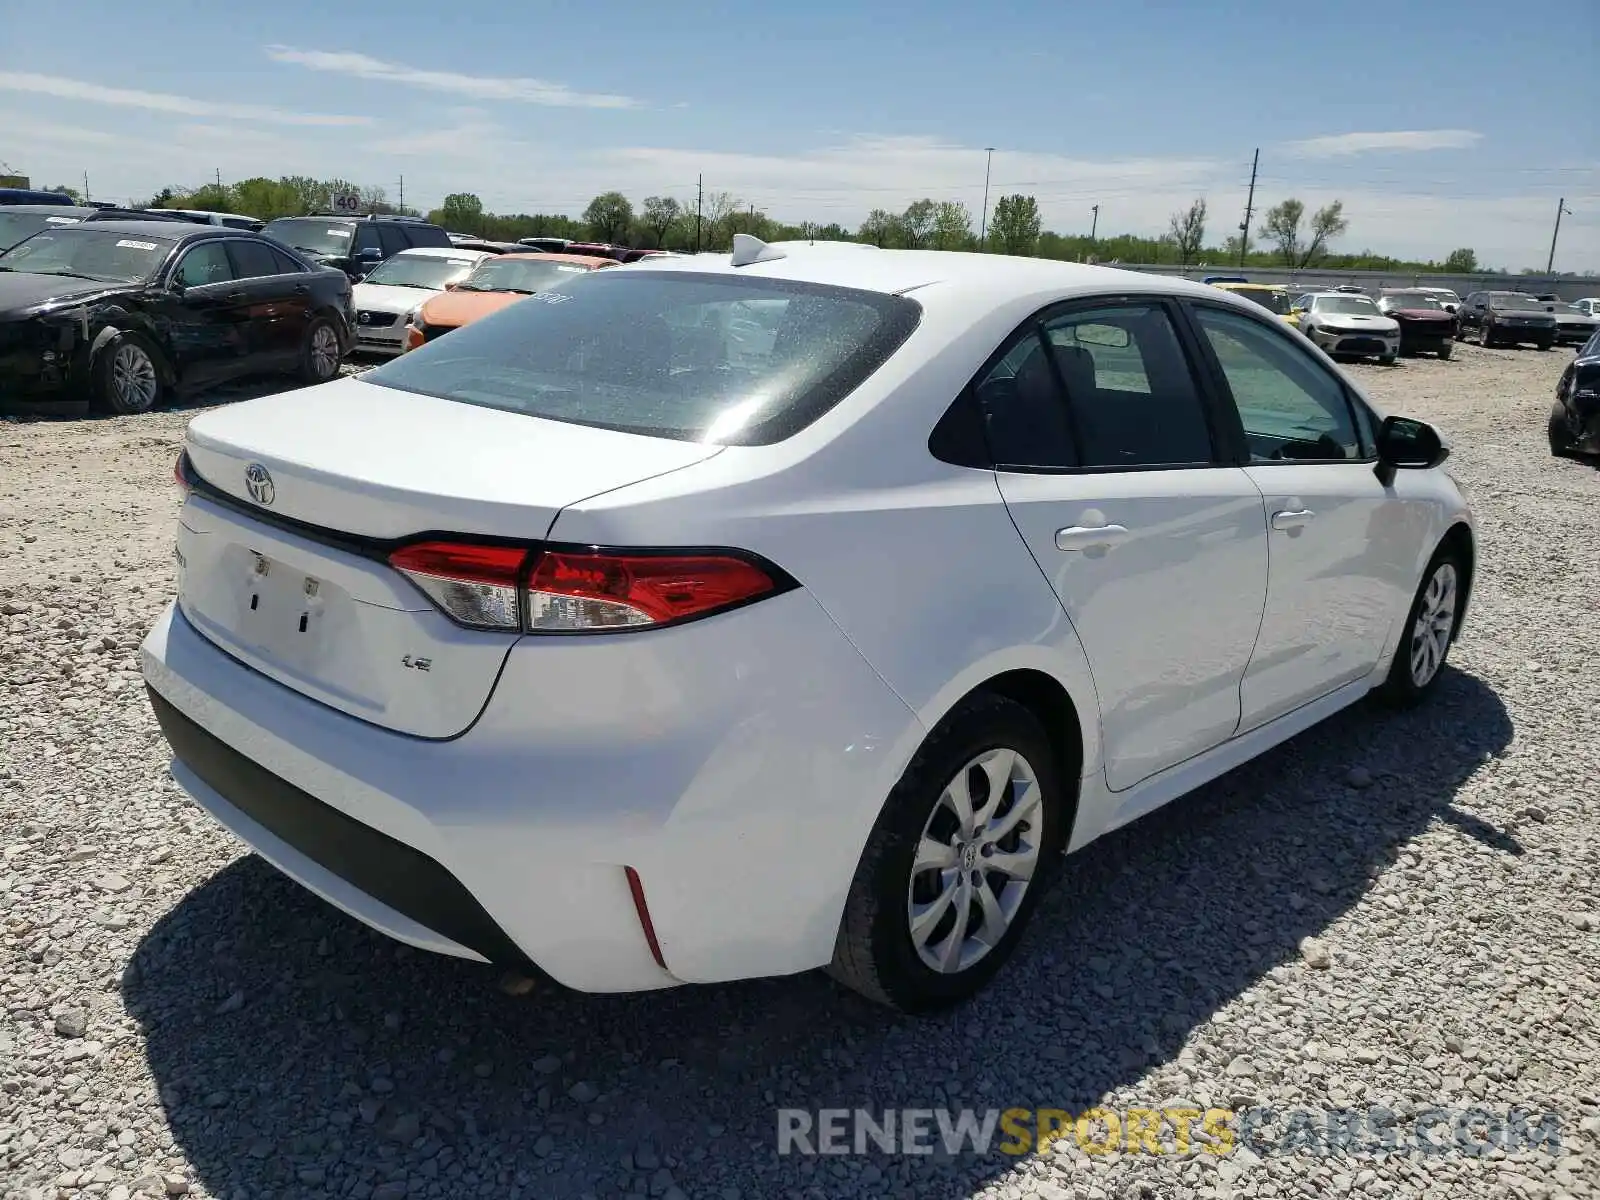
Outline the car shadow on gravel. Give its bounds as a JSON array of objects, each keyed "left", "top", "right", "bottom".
[{"left": 124, "top": 667, "right": 1512, "bottom": 1200}]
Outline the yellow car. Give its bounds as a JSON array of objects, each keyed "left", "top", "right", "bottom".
[{"left": 1206, "top": 279, "right": 1297, "bottom": 325}]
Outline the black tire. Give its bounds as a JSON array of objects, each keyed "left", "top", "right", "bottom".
[
  {"left": 92, "top": 332, "right": 163, "bottom": 415},
  {"left": 1549, "top": 399, "right": 1577, "bottom": 457},
  {"left": 1438, "top": 342, "right": 1453, "bottom": 360},
  {"left": 1477, "top": 322, "right": 1494, "bottom": 348},
  {"left": 1380, "top": 353, "right": 1398, "bottom": 366},
  {"left": 827, "top": 694, "right": 1068, "bottom": 1012},
  {"left": 299, "top": 316, "right": 344, "bottom": 385},
  {"left": 1376, "top": 546, "right": 1464, "bottom": 708},
  {"left": 1537, "top": 337, "right": 1555, "bottom": 352}
]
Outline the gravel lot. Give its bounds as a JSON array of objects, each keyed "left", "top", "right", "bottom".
[{"left": 2, "top": 346, "right": 1597, "bottom": 1200}]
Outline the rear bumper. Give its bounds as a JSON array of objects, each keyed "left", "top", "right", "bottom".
[{"left": 141, "top": 593, "right": 918, "bottom": 992}]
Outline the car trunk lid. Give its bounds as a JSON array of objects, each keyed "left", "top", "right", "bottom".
[{"left": 176, "top": 376, "right": 721, "bottom": 737}]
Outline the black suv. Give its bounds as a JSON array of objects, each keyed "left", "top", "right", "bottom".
[
  {"left": 261, "top": 213, "right": 452, "bottom": 280},
  {"left": 1456, "top": 291, "right": 1559, "bottom": 350}
]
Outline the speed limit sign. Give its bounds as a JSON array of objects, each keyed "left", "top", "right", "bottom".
[{"left": 331, "top": 192, "right": 363, "bottom": 214}]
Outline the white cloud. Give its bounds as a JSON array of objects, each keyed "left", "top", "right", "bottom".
[
  {"left": 1283, "top": 130, "right": 1484, "bottom": 157},
  {"left": 3, "top": 115, "right": 1592, "bottom": 271},
  {"left": 0, "top": 71, "right": 371, "bottom": 127},
  {"left": 263, "top": 46, "right": 640, "bottom": 109}
]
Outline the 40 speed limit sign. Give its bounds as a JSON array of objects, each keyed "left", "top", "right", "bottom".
[{"left": 331, "top": 192, "right": 364, "bottom": 214}]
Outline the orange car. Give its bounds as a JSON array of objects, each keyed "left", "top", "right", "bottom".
[{"left": 401, "top": 252, "right": 616, "bottom": 351}]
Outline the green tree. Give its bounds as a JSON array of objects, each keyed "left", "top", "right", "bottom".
[
  {"left": 1443, "top": 247, "right": 1478, "bottom": 273},
  {"left": 1263, "top": 197, "right": 1348, "bottom": 268},
  {"left": 640, "top": 196, "right": 681, "bottom": 248},
  {"left": 430, "top": 193, "right": 485, "bottom": 233},
  {"left": 45, "top": 184, "right": 84, "bottom": 203},
  {"left": 989, "top": 194, "right": 1041, "bottom": 256},
  {"left": 1167, "top": 197, "right": 1208, "bottom": 266},
  {"left": 931, "top": 201, "right": 972, "bottom": 250},
  {"left": 1261, "top": 199, "right": 1305, "bottom": 267},
  {"left": 1302, "top": 200, "right": 1348, "bottom": 267},
  {"left": 582, "top": 191, "right": 634, "bottom": 243},
  {"left": 859, "top": 209, "right": 899, "bottom": 247},
  {"left": 900, "top": 199, "right": 937, "bottom": 249}
]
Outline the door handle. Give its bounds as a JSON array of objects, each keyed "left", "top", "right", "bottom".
[
  {"left": 1271, "top": 508, "right": 1315, "bottom": 530},
  {"left": 1056, "top": 524, "right": 1130, "bottom": 552},
  {"left": 293, "top": 284, "right": 309, "bottom": 294},
  {"left": 225, "top": 291, "right": 246, "bottom": 302}
]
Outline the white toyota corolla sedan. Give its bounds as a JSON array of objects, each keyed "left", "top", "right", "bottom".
[{"left": 142, "top": 237, "right": 1476, "bottom": 1012}]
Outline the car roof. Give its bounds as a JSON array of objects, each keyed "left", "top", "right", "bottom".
[
  {"left": 624, "top": 241, "right": 1265, "bottom": 309},
  {"left": 1213, "top": 281, "right": 1284, "bottom": 291},
  {"left": 1, "top": 204, "right": 100, "bottom": 217},
  {"left": 388, "top": 246, "right": 493, "bottom": 260},
  {"left": 498, "top": 252, "right": 617, "bottom": 267},
  {"left": 63, "top": 220, "right": 244, "bottom": 240}
]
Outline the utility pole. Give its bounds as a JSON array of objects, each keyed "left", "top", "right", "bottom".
[
  {"left": 82, "top": 172, "right": 89, "bottom": 202},
  {"left": 1089, "top": 204, "right": 1099, "bottom": 243},
  {"left": 1547, "top": 198, "right": 1572, "bottom": 274},
  {"left": 1238, "top": 147, "right": 1259, "bottom": 268},
  {"left": 695, "top": 174, "right": 703, "bottom": 253},
  {"left": 215, "top": 168, "right": 222, "bottom": 190},
  {"left": 979, "top": 147, "right": 995, "bottom": 250},
  {"left": 398, "top": 175, "right": 404, "bottom": 213}
]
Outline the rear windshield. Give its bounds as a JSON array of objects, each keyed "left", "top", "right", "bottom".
[
  {"left": 455, "top": 257, "right": 594, "bottom": 294},
  {"left": 363, "top": 270, "right": 922, "bottom": 444},
  {"left": 263, "top": 218, "right": 354, "bottom": 256},
  {"left": 0, "top": 210, "right": 82, "bottom": 251}
]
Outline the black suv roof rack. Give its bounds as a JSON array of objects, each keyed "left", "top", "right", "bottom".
[{"left": 303, "top": 211, "right": 435, "bottom": 223}]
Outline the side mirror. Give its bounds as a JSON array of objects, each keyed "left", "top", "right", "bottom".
[
  {"left": 1374, "top": 415, "right": 1448, "bottom": 485},
  {"left": 443, "top": 281, "right": 459, "bottom": 291}
]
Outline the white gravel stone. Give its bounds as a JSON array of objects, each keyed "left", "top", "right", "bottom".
[{"left": 1, "top": 348, "right": 1595, "bottom": 1200}]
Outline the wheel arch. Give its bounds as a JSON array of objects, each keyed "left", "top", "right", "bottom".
[
  {"left": 89, "top": 320, "right": 176, "bottom": 388},
  {"left": 1438, "top": 520, "right": 1476, "bottom": 641},
  {"left": 927, "top": 667, "right": 1090, "bottom": 847}
]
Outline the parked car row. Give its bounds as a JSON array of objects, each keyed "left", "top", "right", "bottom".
[
  {"left": 0, "top": 221, "right": 353, "bottom": 412},
  {"left": 1206, "top": 276, "right": 1600, "bottom": 361}
]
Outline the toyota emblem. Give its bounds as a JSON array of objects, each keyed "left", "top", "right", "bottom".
[{"left": 244, "top": 463, "right": 275, "bottom": 507}]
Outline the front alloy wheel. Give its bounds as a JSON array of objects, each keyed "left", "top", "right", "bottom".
[
  {"left": 95, "top": 335, "right": 162, "bottom": 415},
  {"left": 1378, "top": 549, "right": 1462, "bottom": 706}
]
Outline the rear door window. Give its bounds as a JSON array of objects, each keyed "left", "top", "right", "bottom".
[
  {"left": 363, "top": 270, "right": 921, "bottom": 444},
  {"left": 376, "top": 225, "right": 409, "bottom": 257},
  {"left": 227, "top": 239, "right": 288, "bottom": 280},
  {"left": 1039, "top": 303, "right": 1216, "bottom": 468}
]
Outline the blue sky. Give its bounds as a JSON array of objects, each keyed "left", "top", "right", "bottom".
[{"left": 2, "top": 0, "right": 1596, "bottom": 269}]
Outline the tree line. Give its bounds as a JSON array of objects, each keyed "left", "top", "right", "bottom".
[{"left": 146, "top": 174, "right": 1494, "bottom": 275}]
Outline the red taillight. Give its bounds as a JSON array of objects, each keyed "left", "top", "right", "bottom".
[
  {"left": 524, "top": 550, "right": 781, "bottom": 631},
  {"left": 388, "top": 542, "right": 786, "bottom": 633},
  {"left": 388, "top": 541, "right": 530, "bottom": 631},
  {"left": 174, "top": 452, "right": 190, "bottom": 495}
]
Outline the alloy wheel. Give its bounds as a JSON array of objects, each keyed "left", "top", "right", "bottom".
[
  {"left": 112, "top": 344, "right": 158, "bottom": 413},
  {"left": 907, "top": 748, "right": 1044, "bottom": 974},
  {"left": 310, "top": 324, "right": 341, "bottom": 379},
  {"left": 1409, "top": 562, "right": 1457, "bottom": 688}
]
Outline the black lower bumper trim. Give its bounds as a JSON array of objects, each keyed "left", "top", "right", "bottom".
[{"left": 147, "top": 686, "right": 534, "bottom": 970}]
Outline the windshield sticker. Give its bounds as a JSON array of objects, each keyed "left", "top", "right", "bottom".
[
  {"left": 555, "top": 265, "right": 586, "bottom": 273},
  {"left": 45, "top": 216, "right": 78, "bottom": 224},
  {"left": 115, "top": 239, "right": 159, "bottom": 250},
  {"left": 527, "top": 291, "right": 572, "bottom": 304}
]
